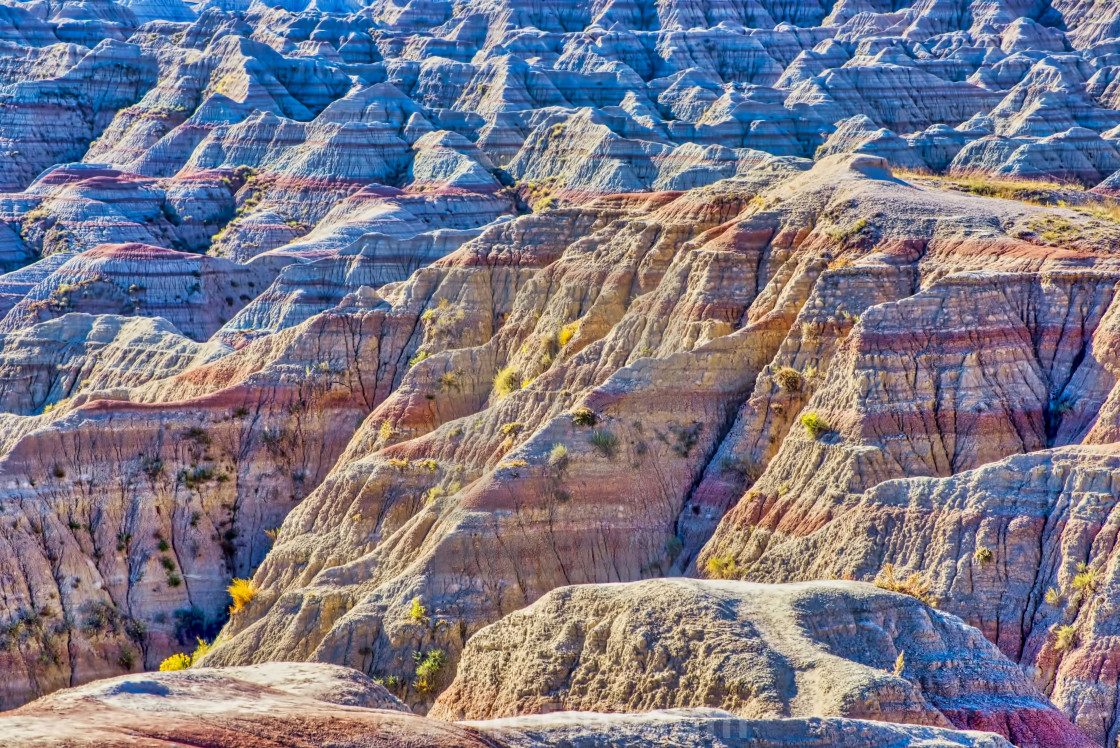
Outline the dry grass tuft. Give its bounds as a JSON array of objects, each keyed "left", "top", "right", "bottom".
[
  {"left": 228, "top": 578, "right": 259, "bottom": 614},
  {"left": 874, "top": 563, "right": 936, "bottom": 606}
]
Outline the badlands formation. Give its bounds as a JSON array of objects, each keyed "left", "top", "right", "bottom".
[{"left": 7, "top": 0, "right": 1120, "bottom": 745}]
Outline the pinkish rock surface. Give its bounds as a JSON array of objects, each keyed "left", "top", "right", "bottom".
[{"left": 4, "top": 1, "right": 1120, "bottom": 746}]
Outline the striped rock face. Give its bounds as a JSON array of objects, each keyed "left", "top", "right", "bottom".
[{"left": 5, "top": 1, "right": 1120, "bottom": 747}]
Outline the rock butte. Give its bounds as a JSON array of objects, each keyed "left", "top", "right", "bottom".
[{"left": 2, "top": 0, "right": 1120, "bottom": 746}]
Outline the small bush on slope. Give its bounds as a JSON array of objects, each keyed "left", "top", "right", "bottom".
[
  {"left": 800, "top": 411, "right": 831, "bottom": 439},
  {"left": 228, "top": 578, "right": 259, "bottom": 614},
  {"left": 493, "top": 365, "right": 521, "bottom": 398},
  {"left": 874, "top": 564, "right": 936, "bottom": 606},
  {"left": 774, "top": 366, "right": 803, "bottom": 392},
  {"left": 589, "top": 430, "right": 619, "bottom": 459},
  {"left": 413, "top": 649, "right": 447, "bottom": 693},
  {"left": 159, "top": 653, "right": 192, "bottom": 671}
]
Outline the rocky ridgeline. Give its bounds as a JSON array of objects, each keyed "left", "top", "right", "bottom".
[{"left": 3, "top": 0, "right": 1120, "bottom": 746}]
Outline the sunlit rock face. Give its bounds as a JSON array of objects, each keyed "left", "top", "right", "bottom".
[{"left": 4, "top": 2, "right": 1120, "bottom": 747}]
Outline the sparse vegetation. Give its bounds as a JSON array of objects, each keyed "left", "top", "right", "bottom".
[
  {"left": 895, "top": 170, "right": 1069, "bottom": 204},
  {"left": 589, "top": 430, "right": 619, "bottom": 459},
  {"left": 493, "top": 365, "right": 521, "bottom": 398},
  {"left": 774, "top": 366, "right": 803, "bottom": 392},
  {"left": 183, "top": 426, "right": 211, "bottom": 446},
  {"left": 973, "top": 546, "right": 993, "bottom": 564},
  {"left": 1053, "top": 624, "right": 1078, "bottom": 652},
  {"left": 893, "top": 651, "right": 905, "bottom": 677},
  {"left": 668, "top": 422, "right": 702, "bottom": 457},
  {"left": 413, "top": 649, "right": 447, "bottom": 693},
  {"left": 228, "top": 578, "right": 259, "bottom": 614},
  {"left": 1026, "top": 214, "right": 1077, "bottom": 244},
  {"left": 706, "top": 553, "right": 738, "bottom": 579},
  {"left": 570, "top": 406, "right": 596, "bottom": 427},
  {"left": 874, "top": 564, "right": 936, "bottom": 607},
  {"left": 800, "top": 411, "right": 831, "bottom": 439},
  {"left": 828, "top": 217, "right": 872, "bottom": 248}
]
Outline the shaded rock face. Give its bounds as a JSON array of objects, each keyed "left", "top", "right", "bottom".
[{"left": 434, "top": 579, "right": 1090, "bottom": 748}]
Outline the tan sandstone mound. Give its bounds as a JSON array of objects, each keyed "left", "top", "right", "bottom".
[
  {"left": 432, "top": 579, "right": 1093, "bottom": 748},
  {"left": 470, "top": 710, "right": 1016, "bottom": 748},
  {"left": 0, "top": 661, "right": 497, "bottom": 747},
  {"left": 0, "top": 661, "right": 1020, "bottom": 748}
]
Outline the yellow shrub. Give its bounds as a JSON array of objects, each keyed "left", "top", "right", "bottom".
[
  {"left": 558, "top": 321, "right": 579, "bottom": 347},
  {"left": 159, "top": 652, "right": 192, "bottom": 671},
  {"left": 493, "top": 365, "right": 521, "bottom": 398},
  {"left": 1054, "top": 624, "right": 1078, "bottom": 652},
  {"left": 228, "top": 578, "right": 259, "bottom": 613},
  {"left": 408, "top": 596, "right": 428, "bottom": 624},
  {"left": 192, "top": 638, "right": 213, "bottom": 661},
  {"left": 705, "top": 553, "right": 738, "bottom": 579}
]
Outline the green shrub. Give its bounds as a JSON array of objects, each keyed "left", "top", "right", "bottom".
[
  {"left": 589, "top": 430, "right": 619, "bottom": 459},
  {"left": 973, "top": 546, "right": 993, "bottom": 564},
  {"left": 413, "top": 649, "right": 447, "bottom": 693},
  {"left": 183, "top": 426, "right": 210, "bottom": 446},
  {"left": 407, "top": 596, "right": 428, "bottom": 624},
  {"left": 800, "top": 411, "right": 831, "bottom": 439},
  {"left": 570, "top": 406, "right": 596, "bottom": 427}
]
